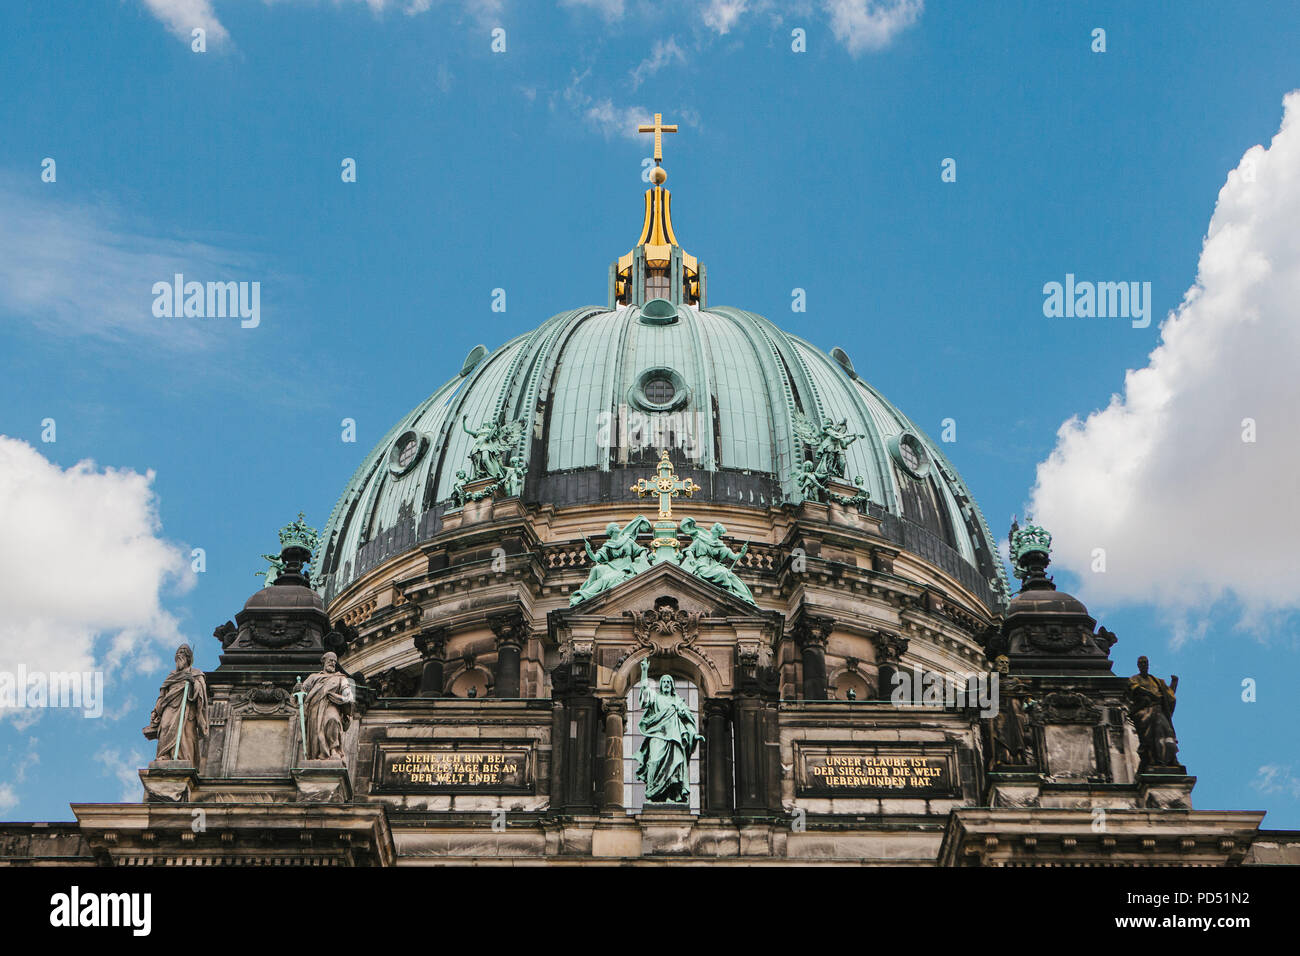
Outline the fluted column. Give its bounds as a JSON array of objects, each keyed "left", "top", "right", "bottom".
[{"left": 601, "top": 699, "right": 626, "bottom": 812}]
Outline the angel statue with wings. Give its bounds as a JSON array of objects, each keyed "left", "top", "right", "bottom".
[
  {"left": 569, "top": 515, "right": 653, "bottom": 606},
  {"left": 792, "top": 413, "right": 865, "bottom": 482},
  {"left": 461, "top": 416, "right": 528, "bottom": 483}
]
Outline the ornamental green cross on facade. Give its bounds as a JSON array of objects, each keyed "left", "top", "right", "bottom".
[
  {"left": 631, "top": 450, "right": 699, "bottom": 561},
  {"left": 631, "top": 450, "right": 698, "bottom": 520}
]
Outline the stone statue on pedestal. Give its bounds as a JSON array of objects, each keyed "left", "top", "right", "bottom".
[
  {"left": 298, "top": 652, "right": 355, "bottom": 762},
  {"left": 987, "top": 655, "right": 1033, "bottom": 768},
  {"left": 143, "top": 645, "right": 209, "bottom": 763},
  {"left": 635, "top": 659, "right": 702, "bottom": 803},
  {"left": 1129, "top": 656, "right": 1180, "bottom": 771}
]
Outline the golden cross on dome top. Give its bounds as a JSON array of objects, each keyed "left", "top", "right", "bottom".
[
  {"left": 630, "top": 450, "right": 698, "bottom": 520},
  {"left": 637, "top": 113, "right": 678, "bottom": 166}
]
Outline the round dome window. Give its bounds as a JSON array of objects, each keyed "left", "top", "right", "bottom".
[
  {"left": 888, "top": 431, "right": 931, "bottom": 480},
  {"left": 630, "top": 367, "right": 689, "bottom": 412},
  {"left": 388, "top": 430, "right": 428, "bottom": 477}
]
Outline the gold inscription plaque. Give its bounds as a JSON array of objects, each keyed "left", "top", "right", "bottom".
[
  {"left": 797, "top": 747, "right": 955, "bottom": 796},
  {"left": 377, "top": 744, "right": 532, "bottom": 793}
]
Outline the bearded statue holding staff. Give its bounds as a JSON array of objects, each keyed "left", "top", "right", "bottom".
[
  {"left": 635, "top": 659, "right": 702, "bottom": 803},
  {"left": 143, "top": 644, "right": 209, "bottom": 764},
  {"left": 299, "top": 652, "right": 355, "bottom": 762}
]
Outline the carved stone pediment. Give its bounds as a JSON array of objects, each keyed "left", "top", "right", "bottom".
[{"left": 556, "top": 560, "right": 756, "bottom": 621}]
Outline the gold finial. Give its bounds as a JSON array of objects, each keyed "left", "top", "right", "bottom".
[{"left": 637, "top": 112, "right": 678, "bottom": 175}]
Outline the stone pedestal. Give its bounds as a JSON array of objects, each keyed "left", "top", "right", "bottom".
[
  {"left": 591, "top": 818, "right": 641, "bottom": 858},
  {"left": 292, "top": 760, "right": 352, "bottom": 803},
  {"left": 985, "top": 772, "right": 1042, "bottom": 809},
  {"left": 140, "top": 761, "right": 199, "bottom": 803},
  {"left": 1137, "top": 772, "right": 1195, "bottom": 810},
  {"left": 637, "top": 803, "right": 695, "bottom": 856}
]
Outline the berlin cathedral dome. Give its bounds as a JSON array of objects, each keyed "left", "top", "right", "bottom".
[
  {"left": 19, "top": 119, "right": 1280, "bottom": 869},
  {"left": 315, "top": 278, "right": 1010, "bottom": 611}
]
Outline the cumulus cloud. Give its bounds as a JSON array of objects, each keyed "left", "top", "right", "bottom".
[
  {"left": 1028, "top": 92, "right": 1300, "bottom": 635},
  {"left": 825, "top": 0, "right": 923, "bottom": 54},
  {"left": 140, "top": 0, "right": 230, "bottom": 46},
  {"left": 0, "top": 783, "right": 16, "bottom": 813},
  {"left": 0, "top": 176, "right": 257, "bottom": 349},
  {"left": 0, "top": 438, "right": 193, "bottom": 703}
]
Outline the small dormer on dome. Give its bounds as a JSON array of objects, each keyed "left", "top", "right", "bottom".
[{"left": 610, "top": 113, "right": 705, "bottom": 309}]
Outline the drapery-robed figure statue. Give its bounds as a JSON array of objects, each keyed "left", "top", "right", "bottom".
[
  {"left": 569, "top": 516, "right": 653, "bottom": 606},
  {"left": 300, "top": 652, "right": 355, "bottom": 761},
  {"left": 635, "top": 659, "right": 702, "bottom": 803},
  {"left": 143, "top": 645, "right": 209, "bottom": 763},
  {"left": 1128, "top": 656, "right": 1179, "bottom": 770}
]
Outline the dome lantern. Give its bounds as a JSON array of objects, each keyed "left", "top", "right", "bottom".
[{"left": 610, "top": 112, "right": 705, "bottom": 309}]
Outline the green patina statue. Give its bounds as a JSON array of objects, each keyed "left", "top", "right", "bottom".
[
  {"left": 569, "top": 516, "right": 653, "bottom": 606},
  {"left": 257, "top": 512, "right": 318, "bottom": 587},
  {"left": 677, "top": 517, "right": 754, "bottom": 604},
  {"left": 461, "top": 416, "right": 527, "bottom": 482},
  {"left": 792, "top": 413, "right": 865, "bottom": 481},
  {"left": 635, "top": 659, "right": 702, "bottom": 804},
  {"left": 452, "top": 417, "right": 528, "bottom": 505}
]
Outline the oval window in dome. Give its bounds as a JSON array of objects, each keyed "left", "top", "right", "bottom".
[
  {"left": 388, "top": 429, "right": 428, "bottom": 477},
  {"left": 888, "top": 431, "right": 931, "bottom": 480}
]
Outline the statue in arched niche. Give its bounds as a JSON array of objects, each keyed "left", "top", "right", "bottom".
[{"left": 635, "top": 659, "right": 702, "bottom": 803}]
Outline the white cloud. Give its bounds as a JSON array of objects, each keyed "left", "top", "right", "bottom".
[
  {"left": 0, "top": 783, "right": 16, "bottom": 813},
  {"left": 825, "top": 0, "right": 922, "bottom": 54},
  {"left": 0, "top": 177, "right": 257, "bottom": 349},
  {"left": 1028, "top": 92, "right": 1300, "bottom": 636},
  {"left": 1253, "top": 765, "right": 1300, "bottom": 799},
  {"left": 631, "top": 37, "right": 686, "bottom": 90},
  {"left": 96, "top": 746, "right": 147, "bottom": 803},
  {"left": 140, "top": 0, "right": 230, "bottom": 46},
  {"left": 702, "top": 0, "right": 750, "bottom": 35},
  {"left": 556, "top": 69, "right": 651, "bottom": 143},
  {"left": 0, "top": 438, "right": 193, "bottom": 704}
]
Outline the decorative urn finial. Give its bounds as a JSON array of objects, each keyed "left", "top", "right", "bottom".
[
  {"left": 1010, "top": 522, "right": 1052, "bottom": 585},
  {"left": 258, "top": 512, "right": 319, "bottom": 586}
]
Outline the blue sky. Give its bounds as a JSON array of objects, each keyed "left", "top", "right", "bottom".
[{"left": 1, "top": 1, "right": 1297, "bottom": 826}]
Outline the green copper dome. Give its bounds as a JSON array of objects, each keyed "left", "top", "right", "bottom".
[{"left": 315, "top": 303, "right": 1010, "bottom": 608}]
